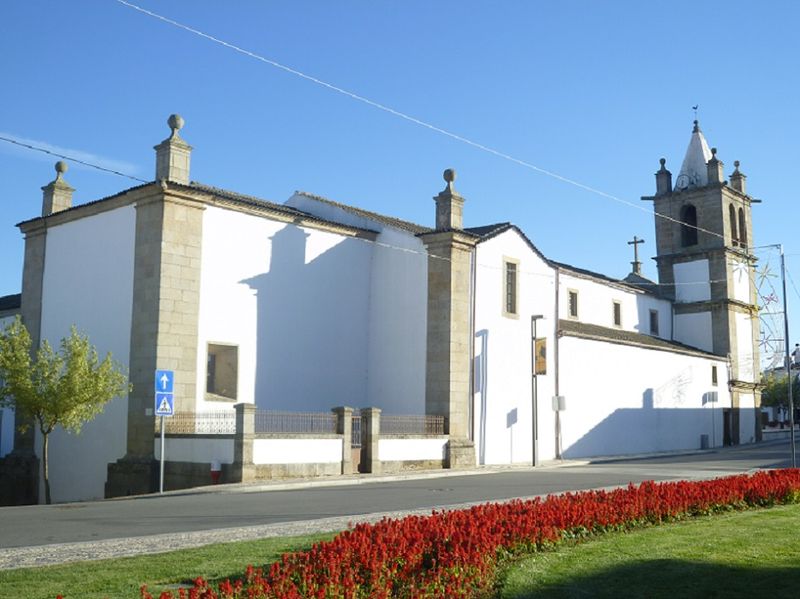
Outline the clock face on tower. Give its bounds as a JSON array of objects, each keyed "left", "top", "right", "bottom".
[{"left": 675, "top": 174, "right": 690, "bottom": 190}]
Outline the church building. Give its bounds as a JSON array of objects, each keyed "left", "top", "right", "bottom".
[{"left": 0, "top": 116, "right": 761, "bottom": 503}]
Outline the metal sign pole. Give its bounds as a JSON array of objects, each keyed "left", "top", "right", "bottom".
[
  {"left": 160, "top": 415, "right": 165, "bottom": 494},
  {"left": 780, "top": 247, "right": 797, "bottom": 468}
]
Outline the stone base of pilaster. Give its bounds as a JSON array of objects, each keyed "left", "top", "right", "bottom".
[
  {"left": 0, "top": 452, "right": 39, "bottom": 505},
  {"left": 105, "top": 457, "right": 158, "bottom": 498},
  {"left": 446, "top": 438, "right": 476, "bottom": 469},
  {"left": 229, "top": 463, "right": 256, "bottom": 483}
]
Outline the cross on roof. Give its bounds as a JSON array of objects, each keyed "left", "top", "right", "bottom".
[{"left": 627, "top": 236, "right": 645, "bottom": 275}]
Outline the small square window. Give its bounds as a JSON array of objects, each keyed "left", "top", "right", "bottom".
[
  {"left": 649, "top": 310, "right": 659, "bottom": 336},
  {"left": 711, "top": 365, "right": 718, "bottom": 386},
  {"left": 568, "top": 290, "right": 579, "bottom": 319},
  {"left": 613, "top": 301, "right": 622, "bottom": 327},
  {"left": 206, "top": 343, "right": 238, "bottom": 401}
]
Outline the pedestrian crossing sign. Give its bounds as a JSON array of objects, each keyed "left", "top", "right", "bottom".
[{"left": 155, "top": 392, "right": 174, "bottom": 417}]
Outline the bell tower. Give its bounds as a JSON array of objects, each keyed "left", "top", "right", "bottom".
[{"left": 642, "top": 121, "right": 761, "bottom": 445}]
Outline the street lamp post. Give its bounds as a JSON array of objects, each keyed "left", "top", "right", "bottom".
[
  {"left": 531, "top": 314, "right": 544, "bottom": 467},
  {"left": 780, "top": 246, "right": 797, "bottom": 467}
]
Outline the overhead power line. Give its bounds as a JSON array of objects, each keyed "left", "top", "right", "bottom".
[
  {"left": 114, "top": 0, "right": 730, "bottom": 244},
  {"left": 0, "top": 134, "right": 148, "bottom": 183}
]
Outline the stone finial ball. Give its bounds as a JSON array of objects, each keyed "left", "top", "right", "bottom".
[
  {"left": 659, "top": 158, "right": 666, "bottom": 166},
  {"left": 55, "top": 160, "right": 68, "bottom": 174},
  {"left": 734, "top": 160, "right": 740, "bottom": 168},
  {"left": 711, "top": 147, "right": 717, "bottom": 156},
  {"left": 168, "top": 114, "right": 185, "bottom": 131},
  {"left": 443, "top": 168, "right": 457, "bottom": 183}
]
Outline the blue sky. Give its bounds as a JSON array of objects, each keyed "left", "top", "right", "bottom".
[{"left": 1, "top": 1, "right": 799, "bottom": 356}]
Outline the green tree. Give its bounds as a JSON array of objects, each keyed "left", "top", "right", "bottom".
[
  {"left": 0, "top": 317, "right": 130, "bottom": 504},
  {"left": 760, "top": 371, "right": 800, "bottom": 411}
]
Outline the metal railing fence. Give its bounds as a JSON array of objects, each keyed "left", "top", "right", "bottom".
[
  {"left": 255, "top": 410, "right": 338, "bottom": 434},
  {"left": 381, "top": 414, "right": 446, "bottom": 436},
  {"left": 155, "top": 411, "right": 236, "bottom": 435}
]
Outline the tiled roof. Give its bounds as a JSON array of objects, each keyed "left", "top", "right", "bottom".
[
  {"left": 294, "top": 191, "right": 433, "bottom": 235},
  {"left": 559, "top": 319, "right": 719, "bottom": 359},
  {"left": 188, "top": 183, "right": 380, "bottom": 236},
  {"left": 464, "top": 222, "right": 514, "bottom": 239},
  {"left": 553, "top": 260, "right": 657, "bottom": 294},
  {"left": 0, "top": 293, "right": 21, "bottom": 312},
  {"left": 16, "top": 181, "right": 156, "bottom": 227},
  {"left": 18, "top": 181, "right": 378, "bottom": 238}
]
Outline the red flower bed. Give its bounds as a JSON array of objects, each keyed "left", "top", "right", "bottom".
[{"left": 135, "top": 469, "right": 800, "bottom": 599}]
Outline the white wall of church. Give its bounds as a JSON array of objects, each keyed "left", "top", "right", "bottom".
[
  {"left": 196, "top": 206, "right": 373, "bottom": 413},
  {"left": 731, "top": 259, "right": 751, "bottom": 303},
  {"left": 674, "top": 312, "right": 714, "bottom": 352},
  {"left": 557, "top": 272, "right": 671, "bottom": 337},
  {"left": 285, "top": 192, "right": 429, "bottom": 414},
  {"left": 36, "top": 205, "right": 136, "bottom": 503},
  {"left": 674, "top": 260, "right": 711, "bottom": 302},
  {"left": 735, "top": 312, "right": 757, "bottom": 382},
  {"left": 558, "top": 336, "right": 730, "bottom": 458},
  {"left": 365, "top": 227, "right": 427, "bottom": 414},
  {"left": 738, "top": 392, "right": 757, "bottom": 444},
  {"left": 473, "top": 230, "right": 557, "bottom": 465}
]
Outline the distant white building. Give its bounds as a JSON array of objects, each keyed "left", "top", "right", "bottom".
[{"left": 0, "top": 117, "right": 761, "bottom": 503}]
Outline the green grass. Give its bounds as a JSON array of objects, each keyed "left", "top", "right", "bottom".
[
  {"left": 0, "top": 532, "right": 334, "bottom": 599},
  {"left": 497, "top": 503, "right": 800, "bottom": 599}
]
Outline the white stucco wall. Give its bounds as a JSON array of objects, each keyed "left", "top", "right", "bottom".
[
  {"left": 473, "top": 230, "right": 557, "bottom": 465},
  {"left": 154, "top": 436, "right": 234, "bottom": 463},
  {"left": 559, "top": 271, "right": 671, "bottom": 337},
  {"left": 285, "top": 193, "right": 428, "bottom": 413},
  {"left": 674, "top": 312, "right": 713, "bottom": 352},
  {"left": 37, "top": 205, "right": 136, "bottom": 503},
  {"left": 738, "top": 393, "right": 757, "bottom": 444},
  {"left": 196, "top": 206, "right": 372, "bottom": 413},
  {"left": 558, "top": 336, "right": 730, "bottom": 458},
  {"left": 735, "top": 312, "right": 756, "bottom": 382},
  {"left": 252, "top": 438, "right": 342, "bottom": 464},
  {"left": 365, "top": 228, "right": 427, "bottom": 414},
  {"left": 378, "top": 437, "right": 447, "bottom": 461},
  {"left": 731, "top": 259, "right": 751, "bottom": 303},
  {"left": 674, "top": 260, "right": 711, "bottom": 303}
]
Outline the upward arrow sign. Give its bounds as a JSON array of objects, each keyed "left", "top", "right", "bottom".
[{"left": 155, "top": 370, "right": 174, "bottom": 394}]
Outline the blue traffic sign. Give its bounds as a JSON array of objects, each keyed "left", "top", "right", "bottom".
[
  {"left": 155, "top": 392, "right": 174, "bottom": 416},
  {"left": 155, "top": 370, "right": 175, "bottom": 417},
  {"left": 155, "top": 370, "right": 174, "bottom": 393}
]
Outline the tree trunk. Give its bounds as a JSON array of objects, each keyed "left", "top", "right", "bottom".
[{"left": 42, "top": 432, "right": 51, "bottom": 505}]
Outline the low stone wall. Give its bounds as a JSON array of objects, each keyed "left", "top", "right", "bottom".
[
  {"left": 378, "top": 436, "right": 447, "bottom": 473},
  {"left": 154, "top": 434, "right": 235, "bottom": 464},
  {"left": 763, "top": 428, "right": 800, "bottom": 442},
  {"left": 254, "top": 462, "right": 341, "bottom": 479}
]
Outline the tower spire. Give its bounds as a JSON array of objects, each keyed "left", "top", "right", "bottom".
[{"left": 675, "top": 120, "right": 712, "bottom": 190}]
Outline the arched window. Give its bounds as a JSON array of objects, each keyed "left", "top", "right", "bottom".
[
  {"left": 680, "top": 204, "right": 698, "bottom": 247},
  {"left": 738, "top": 208, "right": 747, "bottom": 248},
  {"left": 729, "top": 204, "right": 739, "bottom": 247}
]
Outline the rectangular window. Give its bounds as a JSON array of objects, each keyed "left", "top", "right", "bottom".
[
  {"left": 649, "top": 309, "right": 659, "bottom": 336},
  {"left": 712, "top": 365, "right": 718, "bottom": 386},
  {"left": 568, "top": 290, "right": 579, "bottom": 318},
  {"left": 613, "top": 301, "right": 622, "bottom": 327},
  {"left": 503, "top": 258, "right": 519, "bottom": 317},
  {"left": 206, "top": 343, "right": 238, "bottom": 401}
]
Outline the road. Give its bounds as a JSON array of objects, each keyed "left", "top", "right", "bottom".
[{"left": 0, "top": 440, "right": 794, "bottom": 568}]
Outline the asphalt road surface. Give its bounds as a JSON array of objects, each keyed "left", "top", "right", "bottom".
[{"left": 0, "top": 440, "right": 794, "bottom": 553}]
